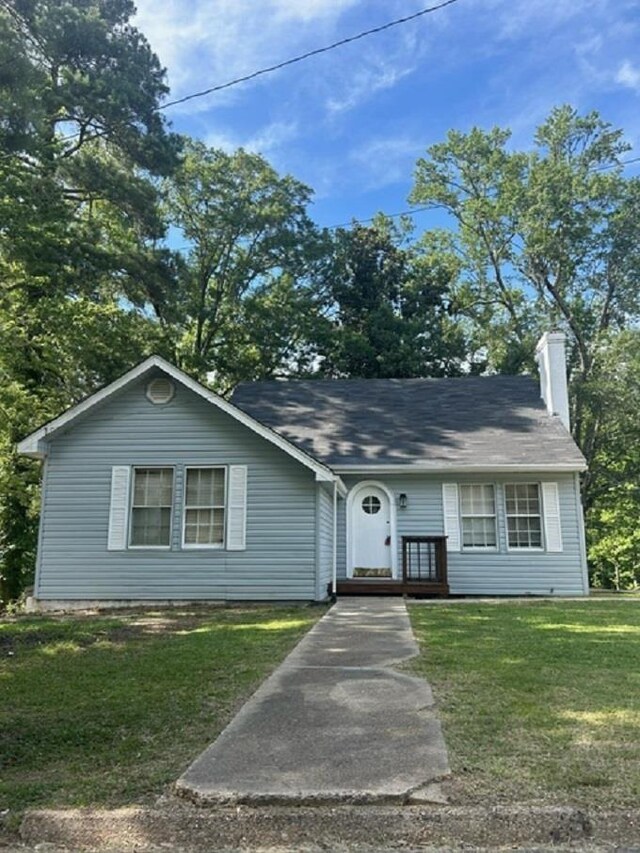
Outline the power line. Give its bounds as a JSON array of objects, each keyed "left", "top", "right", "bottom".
[
  {"left": 0, "top": 0, "right": 461, "bottom": 160},
  {"left": 322, "top": 154, "right": 640, "bottom": 229},
  {"left": 170, "top": 151, "right": 640, "bottom": 250},
  {"left": 592, "top": 155, "right": 640, "bottom": 172},
  {"left": 327, "top": 205, "right": 438, "bottom": 230},
  {"left": 158, "top": 0, "right": 463, "bottom": 111},
  {"left": 171, "top": 204, "right": 439, "bottom": 252}
]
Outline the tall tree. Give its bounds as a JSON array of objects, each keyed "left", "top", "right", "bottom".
[
  {"left": 584, "top": 331, "right": 640, "bottom": 590},
  {"left": 0, "top": 0, "right": 180, "bottom": 602},
  {"left": 314, "top": 217, "right": 466, "bottom": 378},
  {"left": 162, "top": 140, "right": 327, "bottom": 388},
  {"left": 410, "top": 106, "right": 640, "bottom": 468}
]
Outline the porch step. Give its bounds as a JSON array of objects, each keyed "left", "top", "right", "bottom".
[{"left": 336, "top": 579, "right": 449, "bottom": 597}]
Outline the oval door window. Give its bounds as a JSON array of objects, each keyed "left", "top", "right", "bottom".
[{"left": 362, "top": 495, "right": 381, "bottom": 514}]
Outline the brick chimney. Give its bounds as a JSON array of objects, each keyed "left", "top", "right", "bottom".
[{"left": 535, "top": 332, "right": 570, "bottom": 431}]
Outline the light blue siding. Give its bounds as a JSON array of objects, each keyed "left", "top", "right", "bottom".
[
  {"left": 36, "top": 373, "right": 319, "bottom": 601},
  {"left": 337, "top": 473, "right": 587, "bottom": 596},
  {"left": 316, "top": 484, "right": 334, "bottom": 599},
  {"left": 33, "top": 367, "right": 587, "bottom": 602}
]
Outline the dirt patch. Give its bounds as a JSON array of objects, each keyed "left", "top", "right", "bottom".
[{"left": 0, "top": 606, "right": 275, "bottom": 655}]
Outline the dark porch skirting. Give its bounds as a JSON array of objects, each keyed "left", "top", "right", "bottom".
[{"left": 336, "top": 578, "right": 449, "bottom": 597}]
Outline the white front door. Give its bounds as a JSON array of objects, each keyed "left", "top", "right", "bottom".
[{"left": 351, "top": 484, "right": 392, "bottom": 574}]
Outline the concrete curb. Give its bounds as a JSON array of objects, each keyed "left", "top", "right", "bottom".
[{"left": 19, "top": 804, "right": 640, "bottom": 851}]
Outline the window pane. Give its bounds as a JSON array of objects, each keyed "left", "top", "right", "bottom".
[
  {"left": 213, "top": 472, "right": 225, "bottom": 506},
  {"left": 186, "top": 468, "right": 225, "bottom": 506},
  {"left": 362, "top": 495, "right": 381, "bottom": 514},
  {"left": 460, "top": 485, "right": 496, "bottom": 548},
  {"left": 185, "top": 507, "right": 224, "bottom": 545},
  {"left": 130, "top": 469, "right": 173, "bottom": 546},
  {"left": 460, "top": 486, "right": 473, "bottom": 514},
  {"left": 133, "top": 468, "right": 173, "bottom": 507},
  {"left": 479, "top": 485, "right": 495, "bottom": 515},
  {"left": 146, "top": 470, "right": 163, "bottom": 505},
  {"left": 461, "top": 484, "right": 495, "bottom": 516},
  {"left": 133, "top": 477, "right": 146, "bottom": 506},
  {"left": 506, "top": 485, "right": 542, "bottom": 548},
  {"left": 462, "top": 516, "right": 497, "bottom": 548},
  {"left": 130, "top": 507, "right": 171, "bottom": 546},
  {"left": 529, "top": 517, "right": 542, "bottom": 547}
]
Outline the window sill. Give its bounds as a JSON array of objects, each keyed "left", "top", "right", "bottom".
[
  {"left": 127, "top": 546, "right": 172, "bottom": 551},
  {"left": 182, "top": 544, "right": 225, "bottom": 550},
  {"left": 506, "top": 547, "right": 545, "bottom": 553},
  {"left": 461, "top": 547, "right": 499, "bottom": 553}
]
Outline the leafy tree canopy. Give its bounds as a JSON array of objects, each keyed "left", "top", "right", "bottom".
[
  {"left": 314, "top": 216, "right": 467, "bottom": 378},
  {"left": 410, "top": 106, "right": 640, "bottom": 465},
  {"left": 162, "top": 139, "right": 328, "bottom": 388},
  {"left": 0, "top": 0, "right": 180, "bottom": 602}
]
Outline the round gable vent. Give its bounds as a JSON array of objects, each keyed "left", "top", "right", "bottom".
[{"left": 146, "top": 377, "right": 175, "bottom": 405}]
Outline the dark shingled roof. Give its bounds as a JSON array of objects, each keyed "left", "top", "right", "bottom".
[{"left": 231, "top": 375, "right": 586, "bottom": 469}]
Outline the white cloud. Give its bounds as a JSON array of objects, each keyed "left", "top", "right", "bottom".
[
  {"left": 202, "top": 130, "right": 238, "bottom": 153},
  {"left": 204, "top": 121, "right": 299, "bottom": 158},
  {"left": 270, "top": 0, "right": 361, "bottom": 23},
  {"left": 326, "top": 60, "right": 415, "bottom": 114},
  {"left": 616, "top": 60, "right": 640, "bottom": 92},
  {"left": 133, "top": 0, "right": 362, "bottom": 108},
  {"left": 131, "top": 0, "right": 640, "bottom": 206},
  {"left": 349, "top": 134, "right": 424, "bottom": 190},
  {"left": 486, "top": 0, "right": 605, "bottom": 40}
]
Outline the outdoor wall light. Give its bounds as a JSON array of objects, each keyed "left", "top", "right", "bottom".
[{"left": 399, "top": 493, "right": 408, "bottom": 509}]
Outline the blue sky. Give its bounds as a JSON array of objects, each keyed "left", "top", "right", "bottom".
[{"left": 133, "top": 0, "right": 640, "bottom": 233}]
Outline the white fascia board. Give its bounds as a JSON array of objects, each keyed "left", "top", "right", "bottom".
[
  {"left": 17, "top": 357, "right": 165, "bottom": 456},
  {"left": 17, "top": 356, "right": 336, "bottom": 482},
  {"left": 333, "top": 462, "right": 587, "bottom": 474},
  {"left": 318, "top": 476, "right": 347, "bottom": 497},
  {"left": 334, "top": 477, "right": 348, "bottom": 498}
]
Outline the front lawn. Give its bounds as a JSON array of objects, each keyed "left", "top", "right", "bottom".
[
  {"left": 0, "top": 604, "right": 322, "bottom": 818},
  {"left": 409, "top": 600, "right": 640, "bottom": 807}
]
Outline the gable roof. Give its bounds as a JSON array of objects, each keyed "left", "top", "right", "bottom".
[
  {"left": 17, "top": 357, "right": 338, "bottom": 484},
  {"left": 231, "top": 375, "right": 587, "bottom": 472}
]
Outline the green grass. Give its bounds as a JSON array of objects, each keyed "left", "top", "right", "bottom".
[
  {"left": 408, "top": 600, "right": 640, "bottom": 807},
  {"left": 0, "top": 605, "right": 323, "bottom": 817}
]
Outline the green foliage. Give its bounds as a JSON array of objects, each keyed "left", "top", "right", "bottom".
[
  {"left": 314, "top": 217, "right": 467, "bottom": 378},
  {"left": 0, "top": 0, "right": 176, "bottom": 170},
  {"left": 410, "top": 106, "right": 639, "bottom": 410},
  {"left": 585, "top": 331, "right": 640, "bottom": 589},
  {"left": 162, "top": 139, "right": 328, "bottom": 387},
  {"left": 0, "top": 0, "right": 179, "bottom": 603}
]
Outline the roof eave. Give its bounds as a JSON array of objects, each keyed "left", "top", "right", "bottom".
[
  {"left": 17, "top": 356, "right": 337, "bottom": 482},
  {"left": 332, "top": 462, "right": 587, "bottom": 474}
]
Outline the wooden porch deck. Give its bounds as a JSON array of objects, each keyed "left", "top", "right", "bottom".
[
  {"left": 337, "top": 535, "right": 450, "bottom": 598},
  {"left": 336, "top": 578, "right": 449, "bottom": 597}
]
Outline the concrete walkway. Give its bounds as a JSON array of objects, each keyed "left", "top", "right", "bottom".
[{"left": 175, "top": 597, "right": 450, "bottom": 805}]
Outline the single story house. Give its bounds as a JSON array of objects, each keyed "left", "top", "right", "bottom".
[{"left": 18, "top": 332, "right": 588, "bottom": 609}]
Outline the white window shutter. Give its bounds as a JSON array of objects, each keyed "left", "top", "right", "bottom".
[
  {"left": 442, "top": 483, "right": 461, "bottom": 552},
  {"left": 542, "top": 482, "right": 563, "bottom": 552},
  {"left": 226, "top": 465, "right": 247, "bottom": 551},
  {"left": 108, "top": 466, "right": 131, "bottom": 550}
]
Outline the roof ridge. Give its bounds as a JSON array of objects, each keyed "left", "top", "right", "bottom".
[{"left": 235, "top": 374, "right": 538, "bottom": 387}]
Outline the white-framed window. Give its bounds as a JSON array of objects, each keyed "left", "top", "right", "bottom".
[
  {"left": 505, "top": 483, "right": 543, "bottom": 549},
  {"left": 183, "top": 466, "right": 226, "bottom": 548},
  {"left": 459, "top": 484, "right": 497, "bottom": 549},
  {"left": 129, "top": 467, "right": 174, "bottom": 548}
]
